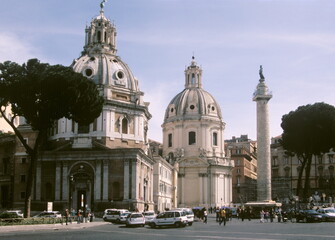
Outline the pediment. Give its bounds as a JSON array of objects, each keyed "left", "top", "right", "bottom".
[{"left": 178, "top": 157, "right": 208, "bottom": 167}]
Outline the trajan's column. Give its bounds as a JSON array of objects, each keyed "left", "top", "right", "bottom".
[{"left": 253, "top": 66, "right": 273, "bottom": 202}]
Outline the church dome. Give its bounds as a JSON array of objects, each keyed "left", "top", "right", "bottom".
[
  {"left": 71, "top": 8, "right": 139, "bottom": 92},
  {"left": 72, "top": 55, "right": 139, "bottom": 91},
  {"left": 164, "top": 57, "right": 222, "bottom": 123}
]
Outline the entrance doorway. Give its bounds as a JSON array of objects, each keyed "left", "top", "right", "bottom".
[{"left": 69, "top": 163, "right": 94, "bottom": 211}]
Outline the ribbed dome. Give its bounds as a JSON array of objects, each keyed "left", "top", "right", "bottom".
[
  {"left": 72, "top": 54, "right": 138, "bottom": 91},
  {"left": 164, "top": 58, "right": 222, "bottom": 123}
]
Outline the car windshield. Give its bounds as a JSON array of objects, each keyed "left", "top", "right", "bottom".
[
  {"left": 325, "top": 209, "right": 335, "bottom": 213},
  {"left": 131, "top": 214, "right": 143, "bottom": 218}
]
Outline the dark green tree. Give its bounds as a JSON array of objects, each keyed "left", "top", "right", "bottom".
[
  {"left": 280, "top": 102, "right": 335, "bottom": 201},
  {"left": 0, "top": 59, "right": 104, "bottom": 217}
]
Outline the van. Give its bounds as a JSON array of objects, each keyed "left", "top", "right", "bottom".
[
  {"left": 150, "top": 210, "right": 188, "bottom": 228},
  {"left": 103, "top": 209, "right": 129, "bottom": 222}
]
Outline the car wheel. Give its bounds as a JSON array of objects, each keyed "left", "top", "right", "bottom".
[
  {"left": 175, "top": 222, "right": 181, "bottom": 228},
  {"left": 188, "top": 222, "right": 193, "bottom": 226},
  {"left": 150, "top": 223, "right": 156, "bottom": 228}
]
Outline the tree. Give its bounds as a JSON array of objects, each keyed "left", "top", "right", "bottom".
[
  {"left": 280, "top": 102, "right": 335, "bottom": 201},
  {"left": 0, "top": 59, "right": 104, "bottom": 217}
]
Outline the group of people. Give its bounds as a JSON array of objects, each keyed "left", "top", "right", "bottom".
[{"left": 64, "top": 208, "right": 94, "bottom": 225}]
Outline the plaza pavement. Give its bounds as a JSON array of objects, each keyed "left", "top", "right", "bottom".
[{"left": 0, "top": 218, "right": 110, "bottom": 233}]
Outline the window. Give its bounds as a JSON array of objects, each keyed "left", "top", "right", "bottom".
[
  {"left": 112, "top": 182, "right": 120, "bottom": 200},
  {"left": 2, "top": 157, "right": 9, "bottom": 174},
  {"left": 213, "top": 132, "right": 218, "bottom": 146},
  {"left": 21, "top": 158, "right": 27, "bottom": 164},
  {"left": 122, "top": 118, "right": 128, "bottom": 134},
  {"left": 20, "top": 175, "right": 26, "bottom": 183},
  {"left": 283, "top": 156, "right": 289, "bottom": 165},
  {"left": 236, "top": 168, "right": 240, "bottom": 174},
  {"left": 272, "top": 156, "right": 278, "bottom": 166},
  {"left": 284, "top": 167, "right": 290, "bottom": 178},
  {"left": 20, "top": 192, "right": 26, "bottom": 199},
  {"left": 78, "top": 124, "right": 89, "bottom": 134},
  {"left": 168, "top": 133, "right": 172, "bottom": 147},
  {"left": 236, "top": 159, "right": 240, "bottom": 166},
  {"left": 188, "top": 131, "right": 196, "bottom": 145}
]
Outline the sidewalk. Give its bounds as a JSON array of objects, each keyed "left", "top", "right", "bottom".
[{"left": 0, "top": 219, "right": 110, "bottom": 233}]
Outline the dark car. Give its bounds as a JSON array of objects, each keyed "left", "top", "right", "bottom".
[{"left": 296, "top": 209, "right": 322, "bottom": 223}]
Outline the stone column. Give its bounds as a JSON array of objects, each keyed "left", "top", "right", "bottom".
[
  {"left": 55, "top": 162, "right": 61, "bottom": 201},
  {"left": 95, "top": 160, "right": 101, "bottom": 200},
  {"left": 123, "top": 160, "right": 129, "bottom": 200},
  {"left": 35, "top": 161, "right": 41, "bottom": 201},
  {"left": 131, "top": 160, "right": 138, "bottom": 199},
  {"left": 253, "top": 66, "right": 272, "bottom": 202},
  {"left": 62, "top": 162, "right": 69, "bottom": 201},
  {"left": 103, "top": 160, "right": 109, "bottom": 201}
]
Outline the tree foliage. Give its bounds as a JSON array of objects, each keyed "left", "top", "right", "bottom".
[
  {"left": 281, "top": 102, "right": 335, "bottom": 199},
  {"left": 0, "top": 59, "right": 104, "bottom": 217}
]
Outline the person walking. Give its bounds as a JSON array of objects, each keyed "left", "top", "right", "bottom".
[
  {"left": 203, "top": 208, "right": 208, "bottom": 224},
  {"left": 65, "top": 209, "right": 70, "bottom": 225},
  {"left": 219, "top": 208, "right": 226, "bottom": 226}
]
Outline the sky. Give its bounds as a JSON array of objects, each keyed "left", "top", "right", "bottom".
[{"left": 1, "top": 0, "right": 335, "bottom": 142}]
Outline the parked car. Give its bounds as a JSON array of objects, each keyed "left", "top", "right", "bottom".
[
  {"left": 125, "top": 212, "right": 145, "bottom": 227},
  {"left": 0, "top": 211, "right": 23, "bottom": 219},
  {"left": 317, "top": 208, "right": 335, "bottom": 222},
  {"left": 173, "top": 208, "right": 194, "bottom": 226},
  {"left": 33, "top": 211, "right": 62, "bottom": 218},
  {"left": 150, "top": 210, "right": 188, "bottom": 228},
  {"left": 2, "top": 210, "right": 23, "bottom": 218},
  {"left": 116, "top": 212, "right": 131, "bottom": 224},
  {"left": 103, "top": 209, "right": 129, "bottom": 222},
  {"left": 296, "top": 209, "right": 322, "bottom": 223},
  {"left": 142, "top": 211, "right": 156, "bottom": 225}
]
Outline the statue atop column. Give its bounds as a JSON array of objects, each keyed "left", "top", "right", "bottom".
[{"left": 259, "top": 65, "right": 265, "bottom": 80}]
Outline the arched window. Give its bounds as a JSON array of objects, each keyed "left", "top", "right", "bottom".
[
  {"left": 188, "top": 131, "right": 196, "bottom": 145},
  {"left": 97, "top": 31, "right": 101, "bottom": 42},
  {"left": 213, "top": 132, "right": 218, "bottom": 146},
  {"left": 122, "top": 118, "right": 128, "bottom": 134},
  {"left": 191, "top": 73, "right": 195, "bottom": 84},
  {"left": 168, "top": 133, "right": 173, "bottom": 147},
  {"left": 284, "top": 167, "right": 290, "bottom": 178}
]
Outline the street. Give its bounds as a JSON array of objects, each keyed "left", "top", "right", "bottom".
[{"left": 1, "top": 215, "right": 335, "bottom": 240}]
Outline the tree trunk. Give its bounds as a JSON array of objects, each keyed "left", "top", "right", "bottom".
[
  {"left": 24, "top": 151, "right": 38, "bottom": 218},
  {"left": 303, "top": 155, "right": 313, "bottom": 201},
  {"left": 296, "top": 156, "right": 307, "bottom": 198}
]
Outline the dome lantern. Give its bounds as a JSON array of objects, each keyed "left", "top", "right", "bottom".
[{"left": 184, "top": 56, "right": 202, "bottom": 89}]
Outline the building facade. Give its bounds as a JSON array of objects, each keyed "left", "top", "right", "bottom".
[
  {"left": 0, "top": 6, "right": 155, "bottom": 213},
  {"left": 162, "top": 57, "right": 234, "bottom": 208},
  {"left": 271, "top": 136, "right": 335, "bottom": 205},
  {"left": 225, "top": 135, "right": 257, "bottom": 204}
]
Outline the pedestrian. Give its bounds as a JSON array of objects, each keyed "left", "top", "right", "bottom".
[
  {"left": 264, "top": 210, "right": 269, "bottom": 222},
  {"left": 219, "top": 208, "right": 226, "bottom": 226},
  {"left": 260, "top": 209, "right": 265, "bottom": 223},
  {"left": 77, "top": 209, "right": 82, "bottom": 224},
  {"left": 216, "top": 207, "right": 220, "bottom": 222},
  {"left": 269, "top": 208, "right": 274, "bottom": 223},
  {"left": 203, "top": 208, "right": 208, "bottom": 224},
  {"left": 65, "top": 209, "right": 70, "bottom": 225}
]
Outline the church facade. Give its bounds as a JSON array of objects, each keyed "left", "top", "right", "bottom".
[{"left": 162, "top": 58, "right": 234, "bottom": 208}]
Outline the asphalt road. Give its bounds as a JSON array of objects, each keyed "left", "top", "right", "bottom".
[{"left": 1, "top": 216, "right": 335, "bottom": 240}]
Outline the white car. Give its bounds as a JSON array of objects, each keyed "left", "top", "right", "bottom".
[
  {"left": 103, "top": 209, "right": 129, "bottom": 222},
  {"left": 116, "top": 212, "right": 130, "bottom": 224},
  {"left": 150, "top": 210, "right": 188, "bottom": 228},
  {"left": 142, "top": 211, "right": 156, "bottom": 224},
  {"left": 317, "top": 208, "right": 335, "bottom": 222},
  {"left": 125, "top": 213, "right": 145, "bottom": 227},
  {"left": 174, "top": 208, "right": 194, "bottom": 226},
  {"left": 33, "top": 211, "right": 62, "bottom": 218},
  {"left": 5, "top": 210, "right": 24, "bottom": 218}
]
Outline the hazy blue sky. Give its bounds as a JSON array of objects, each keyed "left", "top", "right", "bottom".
[{"left": 1, "top": 0, "right": 335, "bottom": 142}]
